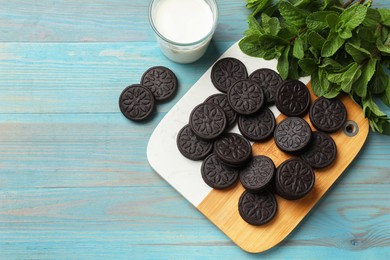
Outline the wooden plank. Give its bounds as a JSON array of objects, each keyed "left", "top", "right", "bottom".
[{"left": 0, "top": 0, "right": 249, "bottom": 42}]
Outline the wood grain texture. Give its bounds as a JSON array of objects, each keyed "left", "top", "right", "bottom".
[{"left": 0, "top": 0, "right": 390, "bottom": 259}]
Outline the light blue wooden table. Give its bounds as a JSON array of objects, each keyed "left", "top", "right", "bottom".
[{"left": 1, "top": 1, "right": 389, "bottom": 259}]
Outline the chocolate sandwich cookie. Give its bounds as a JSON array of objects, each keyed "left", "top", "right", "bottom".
[
  {"left": 205, "top": 93, "right": 237, "bottom": 128},
  {"left": 238, "top": 107, "right": 276, "bottom": 142},
  {"left": 141, "top": 66, "right": 178, "bottom": 101},
  {"left": 249, "top": 68, "right": 282, "bottom": 104},
  {"left": 177, "top": 124, "right": 213, "bottom": 161},
  {"left": 274, "top": 117, "right": 312, "bottom": 154},
  {"left": 227, "top": 80, "right": 264, "bottom": 115},
  {"left": 238, "top": 190, "right": 277, "bottom": 225},
  {"left": 211, "top": 57, "right": 248, "bottom": 93},
  {"left": 189, "top": 103, "right": 227, "bottom": 140},
  {"left": 309, "top": 97, "right": 347, "bottom": 132},
  {"left": 239, "top": 155, "right": 275, "bottom": 193},
  {"left": 275, "top": 158, "right": 315, "bottom": 200},
  {"left": 275, "top": 80, "right": 311, "bottom": 117},
  {"left": 301, "top": 131, "right": 337, "bottom": 169},
  {"left": 119, "top": 84, "right": 155, "bottom": 121},
  {"left": 214, "top": 133, "right": 252, "bottom": 167},
  {"left": 201, "top": 153, "right": 239, "bottom": 189}
]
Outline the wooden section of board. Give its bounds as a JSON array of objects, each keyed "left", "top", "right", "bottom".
[{"left": 197, "top": 82, "right": 370, "bottom": 253}]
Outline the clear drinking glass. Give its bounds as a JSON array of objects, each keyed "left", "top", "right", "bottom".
[{"left": 149, "top": 0, "right": 218, "bottom": 64}]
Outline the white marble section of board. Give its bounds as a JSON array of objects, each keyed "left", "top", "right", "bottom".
[{"left": 147, "top": 41, "right": 309, "bottom": 206}]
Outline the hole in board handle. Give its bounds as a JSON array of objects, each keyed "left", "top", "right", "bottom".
[{"left": 343, "top": 120, "right": 359, "bottom": 137}]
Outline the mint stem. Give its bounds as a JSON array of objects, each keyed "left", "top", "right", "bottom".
[{"left": 342, "top": 0, "right": 356, "bottom": 8}]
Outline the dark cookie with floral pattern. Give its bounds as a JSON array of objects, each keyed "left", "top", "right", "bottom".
[
  {"left": 211, "top": 57, "right": 248, "bottom": 93},
  {"left": 201, "top": 153, "right": 239, "bottom": 189},
  {"left": 227, "top": 80, "right": 264, "bottom": 115},
  {"left": 205, "top": 93, "right": 237, "bottom": 128},
  {"left": 177, "top": 124, "right": 213, "bottom": 161},
  {"left": 238, "top": 190, "right": 277, "bottom": 225},
  {"left": 238, "top": 107, "right": 276, "bottom": 142},
  {"left": 119, "top": 84, "right": 155, "bottom": 121},
  {"left": 275, "top": 80, "right": 311, "bottom": 117},
  {"left": 275, "top": 158, "right": 315, "bottom": 200},
  {"left": 189, "top": 103, "right": 227, "bottom": 140},
  {"left": 141, "top": 66, "right": 178, "bottom": 101},
  {"left": 249, "top": 68, "right": 282, "bottom": 105},
  {"left": 214, "top": 133, "right": 252, "bottom": 167},
  {"left": 274, "top": 117, "right": 312, "bottom": 154},
  {"left": 301, "top": 131, "right": 337, "bottom": 169},
  {"left": 309, "top": 97, "right": 347, "bottom": 133},
  {"left": 239, "top": 155, "right": 275, "bottom": 193}
]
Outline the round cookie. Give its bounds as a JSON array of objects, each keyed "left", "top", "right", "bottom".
[
  {"left": 275, "top": 158, "right": 315, "bottom": 200},
  {"left": 238, "top": 107, "right": 276, "bottom": 142},
  {"left": 238, "top": 190, "right": 277, "bottom": 225},
  {"left": 249, "top": 68, "right": 282, "bottom": 104},
  {"left": 227, "top": 80, "right": 264, "bottom": 115},
  {"left": 119, "top": 84, "right": 155, "bottom": 121},
  {"left": 274, "top": 117, "right": 312, "bottom": 154},
  {"left": 239, "top": 155, "right": 275, "bottom": 193},
  {"left": 205, "top": 93, "right": 237, "bottom": 128},
  {"left": 301, "top": 131, "right": 337, "bottom": 169},
  {"left": 309, "top": 97, "right": 347, "bottom": 132},
  {"left": 189, "top": 103, "right": 227, "bottom": 140},
  {"left": 211, "top": 57, "right": 248, "bottom": 93},
  {"left": 141, "top": 66, "right": 178, "bottom": 101},
  {"left": 201, "top": 153, "right": 239, "bottom": 189},
  {"left": 214, "top": 133, "right": 252, "bottom": 167},
  {"left": 176, "top": 124, "right": 213, "bottom": 161},
  {"left": 275, "top": 80, "right": 311, "bottom": 117}
]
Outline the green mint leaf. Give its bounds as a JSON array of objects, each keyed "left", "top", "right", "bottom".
[
  {"left": 306, "top": 11, "right": 338, "bottom": 32},
  {"left": 288, "top": 56, "right": 300, "bottom": 79},
  {"left": 354, "top": 59, "right": 377, "bottom": 98},
  {"left": 321, "top": 31, "right": 345, "bottom": 57},
  {"left": 323, "top": 83, "right": 342, "bottom": 98},
  {"left": 239, "top": 35, "right": 265, "bottom": 57},
  {"left": 277, "top": 45, "right": 291, "bottom": 79},
  {"left": 370, "top": 62, "right": 390, "bottom": 94},
  {"left": 240, "top": 34, "right": 288, "bottom": 59},
  {"left": 310, "top": 71, "right": 322, "bottom": 96},
  {"left": 341, "top": 62, "right": 361, "bottom": 92},
  {"left": 308, "top": 31, "right": 325, "bottom": 51},
  {"left": 321, "top": 0, "right": 341, "bottom": 11},
  {"left": 376, "top": 37, "right": 390, "bottom": 56},
  {"left": 362, "top": 8, "right": 381, "bottom": 27},
  {"left": 293, "top": 36, "right": 305, "bottom": 59},
  {"left": 345, "top": 43, "right": 371, "bottom": 63},
  {"left": 363, "top": 97, "right": 388, "bottom": 118},
  {"left": 336, "top": 4, "right": 367, "bottom": 39},
  {"left": 279, "top": 1, "right": 308, "bottom": 28},
  {"left": 380, "top": 120, "right": 390, "bottom": 135},
  {"left": 378, "top": 8, "right": 390, "bottom": 27},
  {"left": 298, "top": 58, "right": 317, "bottom": 74},
  {"left": 380, "top": 76, "right": 390, "bottom": 106},
  {"left": 269, "top": 17, "right": 281, "bottom": 36},
  {"left": 327, "top": 13, "right": 339, "bottom": 30}
]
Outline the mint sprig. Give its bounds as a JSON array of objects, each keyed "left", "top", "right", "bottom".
[{"left": 241, "top": 0, "right": 390, "bottom": 134}]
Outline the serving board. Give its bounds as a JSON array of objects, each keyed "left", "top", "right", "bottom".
[{"left": 147, "top": 42, "right": 369, "bottom": 253}]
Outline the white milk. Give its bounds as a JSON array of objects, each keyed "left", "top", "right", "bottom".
[{"left": 150, "top": 0, "right": 217, "bottom": 63}]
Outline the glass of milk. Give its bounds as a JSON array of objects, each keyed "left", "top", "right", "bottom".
[{"left": 149, "top": 0, "right": 218, "bottom": 64}]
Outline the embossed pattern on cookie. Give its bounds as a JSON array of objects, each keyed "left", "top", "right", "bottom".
[
  {"left": 211, "top": 57, "right": 248, "bottom": 93},
  {"left": 214, "top": 133, "right": 252, "bottom": 166},
  {"left": 227, "top": 80, "right": 264, "bottom": 115},
  {"left": 275, "top": 80, "right": 311, "bottom": 117},
  {"left": 205, "top": 93, "right": 237, "bottom": 127},
  {"left": 177, "top": 124, "right": 213, "bottom": 161},
  {"left": 238, "top": 190, "right": 277, "bottom": 225},
  {"left": 239, "top": 155, "right": 275, "bottom": 193},
  {"left": 275, "top": 158, "right": 315, "bottom": 200},
  {"left": 141, "top": 66, "right": 178, "bottom": 101},
  {"left": 249, "top": 68, "right": 282, "bottom": 104},
  {"left": 238, "top": 107, "right": 276, "bottom": 142},
  {"left": 309, "top": 97, "right": 347, "bottom": 132},
  {"left": 119, "top": 84, "right": 155, "bottom": 121},
  {"left": 201, "top": 154, "right": 239, "bottom": 189},
  {"left": 301, "top": 131, "right": 337, "bottom": 169},
  {"left": 189, "top": 103, "right": 227, "bottom": 140},
  {"left": 274, "top": 117, "right": 312, "bottom": 154}
]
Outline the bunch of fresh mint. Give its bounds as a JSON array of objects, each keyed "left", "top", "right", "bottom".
[{"left": 240, "top": 0, "right": 390, "bottom": 134}]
